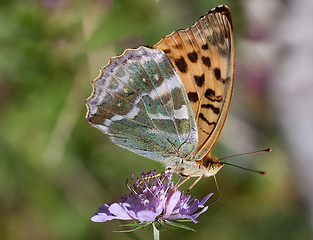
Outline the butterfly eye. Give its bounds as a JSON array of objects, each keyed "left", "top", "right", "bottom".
[{"left": 208, "top": 164, "right": 216, "bottom": 173}]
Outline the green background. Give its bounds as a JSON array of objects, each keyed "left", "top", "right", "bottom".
[{"left": 1, "top": 0, "right": 312, "bottom": 239}]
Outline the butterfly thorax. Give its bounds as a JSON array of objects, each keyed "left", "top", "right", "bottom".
[{"left": 165, "top": 153, "right": 224, "bottom": 177}]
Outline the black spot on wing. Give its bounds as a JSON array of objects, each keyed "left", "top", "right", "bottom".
[
  {"left": 201, "top": 44, "right": 209, "bottom": 50},
  {"left": 187, "top": 92, "right": 199, "bottom": 102},
  {"left": 222, "top": 77, "right": 230, "bottom": 84},
  {"left": 175, "top": 57, "right": 188, "bottom": 73},
  {"left": 205, "top": 89, "right": 223, "bottom": 102},
  {"left": 194, "top": 74, "right": 205, "bottom": 87},
  {"left": 187, "top": 51, "right": 198, "bottom": 63},
  {"left": 201, "top": 56, "right": 211, "bottom": 68},
  {"left": 199, "top": 113, "right": 216, "bottom": 126},
  {"left": 214, "top": 68, "right": 221, "bottom": 80},
  {"left": 201, "top": 104, "right": 220, "bottom": 114}
]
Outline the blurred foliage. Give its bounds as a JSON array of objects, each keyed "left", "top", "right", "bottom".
[
  {"left": 87, "top": 0, "right": 159, "bottom": 49},
  {"left": 0, "top": 0, "right": 312, "bottom": 239}
]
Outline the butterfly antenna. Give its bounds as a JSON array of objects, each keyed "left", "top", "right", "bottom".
[
  {"left": 220, "top": 148, "right": 272, "bottom": 160},
  {"left": 207, "top": 175, "right": 221, "bottom": 207},
  {"left": 219, "top": 148, "right": 271, "bottom": 161},
  {"left": 218, "top": 148, "right": 271, "bottom": 175},
  {"left": 220, "top": 161, "right": 266, "bottom": 175}
]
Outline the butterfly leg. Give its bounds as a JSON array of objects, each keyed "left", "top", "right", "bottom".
[
  {"left": 135, "top": 169, "right": 171, "bottom": 188},
  {"left": 171, "top": 175, "right": 191, "bottom": 192},
  {"left": 187, "top": 175, "right": 203, "bottom": 192}
]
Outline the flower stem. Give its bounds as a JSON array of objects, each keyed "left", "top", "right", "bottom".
[{"left": 153, "top": 223, "right": 159, "bottom": 240}]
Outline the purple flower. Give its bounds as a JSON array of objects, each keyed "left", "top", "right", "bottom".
[{"left": 91, "top": 171, "right": 212, "bottom": 226}]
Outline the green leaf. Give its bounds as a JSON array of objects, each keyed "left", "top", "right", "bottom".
[
  {"left": 163, "top": 220, "right": 196, "bottom": 232},
  {"left": 114, "top": 221, "right": 150, "bottom": 232},
  {"left": 114, "top": 225, "right": 144, "bottom": 233}
]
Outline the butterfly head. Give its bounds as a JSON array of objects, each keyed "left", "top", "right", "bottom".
[{"left": 203, "top": 155, "right": 224, "bottom": 177}]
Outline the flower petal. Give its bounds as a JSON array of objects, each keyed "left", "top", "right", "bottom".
[
  {"left": 155, "top": 200, "right": 165, "bottom": 216},
  {"left": 108, "top": 203, "right": 132, "bottom": 220},
  {"left": 91, "top": 213, "right": 116, "bottom": 222},
  {"left": 163, "top": 191, "right": 181, "bottom": 218},
  {"left": 199, "top": 193, "right": 213, "bottom": 207},
  {"left": 180, "top": 198, "right": 199, "bottom": 216},
  {"left": 191, "top": 206, "right": 208, "bottom": 220},
  {"left": 137, "top": 210, "right": 158, "bottom": 222},
  {"left": 96, "top": 204, "right": 110, "bottom": 214}
]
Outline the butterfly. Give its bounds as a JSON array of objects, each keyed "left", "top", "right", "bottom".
[{"left": 85, "top": 5, "right": 235, "bottom": 184}]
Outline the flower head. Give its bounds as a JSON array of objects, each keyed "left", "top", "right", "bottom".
[{"left": 91, "top": 171, "right": 212, "bottom": 227}]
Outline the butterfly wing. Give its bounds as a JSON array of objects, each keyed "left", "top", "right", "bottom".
[
  {"left": 153, "top": 5, "right": 235, "bottom": 160},
  {"left": 86, "top": 47, "right": 198, "bottom": 161}
]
